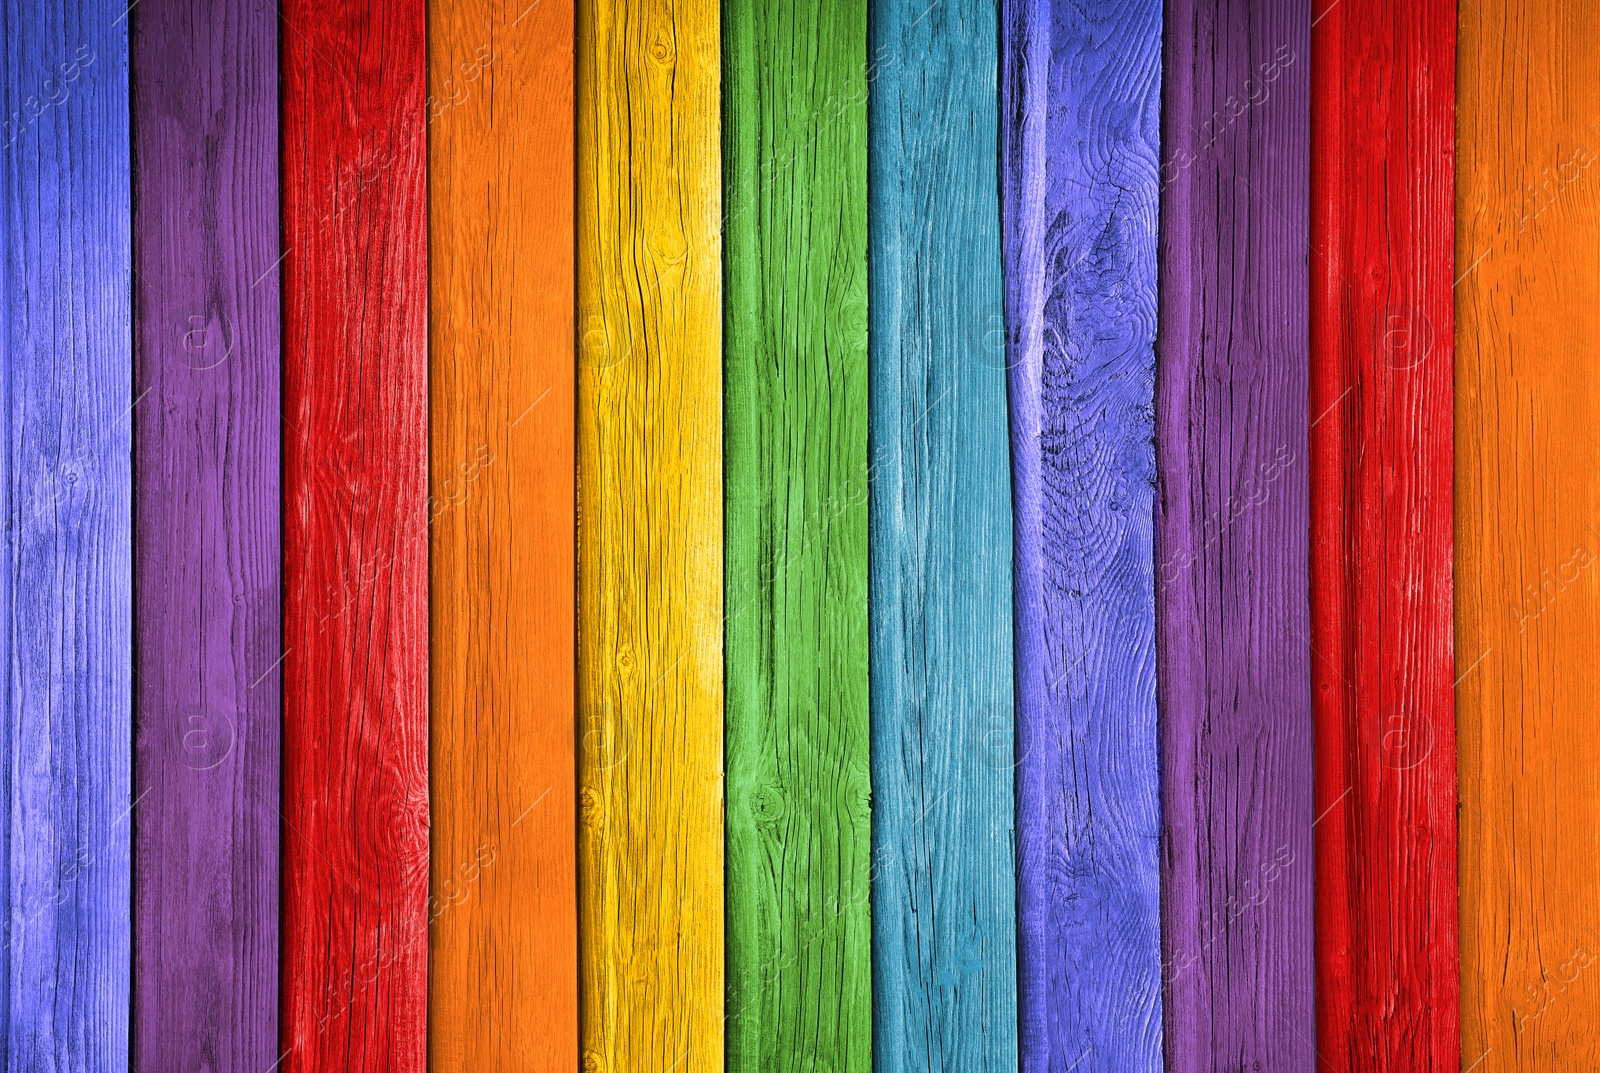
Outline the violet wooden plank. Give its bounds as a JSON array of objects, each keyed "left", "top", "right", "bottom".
[
  {"left": 0, "top": 1, "right": 132, "bottom": 1066},
  {"left": 1001, "top": 2, "right": 1164, "bottom": 1070},
  {"left": 868, "top": 2, "right": 1018, "bottom": 1071},
  {"left": 132, "top": 2, "right": 280, "bottom": 1071},
  {"left": 1155, "top": 1, "right": 1314, "bottom": 1067}
]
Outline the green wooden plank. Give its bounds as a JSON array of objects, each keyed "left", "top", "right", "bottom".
[{"left": 723, "top": 3, "right": 871, "bottom": 1070}]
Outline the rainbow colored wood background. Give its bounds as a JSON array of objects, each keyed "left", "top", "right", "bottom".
[{"left": 3, "top": 2, "right": 1599, "bottom": 1071}]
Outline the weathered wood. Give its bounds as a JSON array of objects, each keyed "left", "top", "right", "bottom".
[
  {"left": 1001, "top": 2, "right": 1164, "bottom": 1070},
  {"left": 0, "top": 3, "right": 130, "bottom": 1066},
  {"left": 427, "top": 0, "right": 577, "bottom": 1068},
  {"left": 280, "top": 3, "right": 429, "bottom": 1070},
  {"left": 576, "top": 0, "right": 724, "bottom": 1069},
  {"left": 1310, "top": 1, "right": 1458, "bottom": 1068},
  {"left": 131, "top": 2, "right": 281, "bottom": 1070},
  {"left": 723, "top": 2, "right": 870, "bottom": 1070},
  {"left": 1457, "top": 2, "right": 1600, "bottom": 1069},
  {"left": 868, "top": 3, "right": 1018, "bottom": 1071},
  {"left": 1155, "top": 1, "right": 1315, "bottom": 1066}
]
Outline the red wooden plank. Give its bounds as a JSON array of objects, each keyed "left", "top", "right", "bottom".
[
  {"left": 280, "top": 4, "right": 429, "bottom": 1071},
  {"left": 1310, "top": 1, "right": 1458, "bottom": 1068}
]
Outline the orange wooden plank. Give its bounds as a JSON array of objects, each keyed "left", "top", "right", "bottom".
[
  {"left": 427, "top": 0, "right": 577, "bottom": 1068},
  {"left": 1457, "top": 1, "right": 1600, "bottom": 1069}
]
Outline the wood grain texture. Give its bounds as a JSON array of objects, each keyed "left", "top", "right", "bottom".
[
  {"left": 1309, "top": 1, "right": 1458, "bottom": 1068},
  {"left": 0, "top": 3, "right": 130, "bottom": 1067},
  {"left": 132, "top": 1, "right": 280, "bottom": 1070},
  {"left": 280, "top": 3, "right": 428, "bottom": 1070},
  {"left": 1000, "top": 2, "right": 1164, "bottom": 1070},
  {"left": 868, "top": 3, "right": 1018, "bottom": 1071},
  {"left": 427, "top": 1, "right": 577, "bottom": 1069},
  {"left": 1155, "top": 1, "right": 1315, "bottom": 1068},
  {"left": 723, "top": 2, "right": 870, "bottom": 1070},
  {"left": 576, "top": 1, "right": 723, "bottom": 1070},
  {"left": 1457, "top": 1, "right": 1600, "bottom": 1069}
]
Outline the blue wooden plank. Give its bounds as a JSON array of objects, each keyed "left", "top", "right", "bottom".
[
  {"left": 868, "top": 2, "right": 1018, "bottom": 1070},
  {"left": 0, "top": 1, "right": 132, "bottom": 1067},
  {"left": 1000, "top": 2, "right": 1165, "bottom": 1071}
]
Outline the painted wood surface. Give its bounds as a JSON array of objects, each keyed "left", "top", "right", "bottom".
[
  {"left": 868, "top": 3, "right": 1018, "bottom": 1071},
  {"left": 1155, "top": 2, "right": 1314, "bottom": 1067},
  {"left": 1457, "top": 2, "right": 1600, "bottom": 1069},
  {"left": 131, "top": 2, "right": 280, "bottom": 1071},
  {"left": 280, "top": 3, "right": 429, "bottom": 1070},
  {"left": 723, "top": 3, "right": 870, "bottom": 1070},
  {"left": 0, "top": 3, "right": 130, "bottom": 1067},
  {"left": 576, "top": 1, "right": 723, "bottom": 1070},
  {"left": 1000, "top": 2, "right": 1164, "bottom": 1070},
  {"left": 427, "top": 0, "right": 576, "bottom": 1068},
  {"left": 1309, "top": 2, "right": 1458, "bottom": 1068}
]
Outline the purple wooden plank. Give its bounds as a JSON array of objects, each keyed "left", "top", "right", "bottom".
[
  {"left": 1, "top": 2, "right": 131, "bottom": 1066},
  {"left": 132, "top": 2, "right": 280, "bottom": 1070},
  {"left": 1155, "top": 1, "right": 1314, "bottom": 1068},
  {"left": 1001, "top": 2, "right": 1165, "bottom": 1071}
]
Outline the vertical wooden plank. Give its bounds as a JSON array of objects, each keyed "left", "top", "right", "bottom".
[
  {"left": 576, "top": 0, "right": 723, "bottom": 1070},
  {"left": 131, "top": 1, "right": 280, "bottom": 1070},
  {"left": 280, "top": 3, "right": 428, "bottom": 1070},
  {"left": 1000, "top": 2, "right": 1165, "bottom": 1070},
  {"left": 1458, "top": 2, "right": 1600, "bottom": 1069},
  {"left": 868, "top": 3, "right": 1018, "bottom": 1071},
  {"left": 1155, "top": 1, "right": 1314, "bottom": 1067},
  {"left": 0, "top": 2, "right": 129, "bottom": 1066},
  {"left": 427, "top": 0, "right": 576, "bottom": 1068},
  {"left": 723, "top": 2, "right": 870, "bottom": 1070},
  {"left": 1309, "top": 1, "right": 1458, "bottom": 1068}
]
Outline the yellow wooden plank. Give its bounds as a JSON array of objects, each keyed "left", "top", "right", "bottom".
[{"left": 576, "top": 1, "right": 724, "bottom": 1070}]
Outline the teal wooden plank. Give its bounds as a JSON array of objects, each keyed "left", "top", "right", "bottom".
[{"left": 868, "top": 2, "right": 1019, "bottom": 1070}]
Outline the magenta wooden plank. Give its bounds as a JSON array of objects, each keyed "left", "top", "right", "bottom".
[
  {"left": 130, "top": 1, "right": 280, "bottom": 1070},
  {"left": 1, "top": 0, "right": 132, "bottom": 1065},
  {"left": 1155, "top": 1, "right": 1315, "bottom": 1067}
]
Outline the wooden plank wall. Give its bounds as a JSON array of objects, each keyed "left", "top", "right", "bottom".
[
  {"left": 1155, "top": 1, "right": 1315, "bottom": 1067},
  {"left": 868, "top": 3, "right": 1018, "bottom": 1071},
  {"left": 1457, "top": 2, "right": 1600, "bottom": 1069},
  {"left": 427, "top": 1, "right": 577, "bottom": 1068},
  {"left": 131, "top": 2, "right": 281, "bottom": 1071},
  {"left": 280, "top": 3, "right": 429, "bottom": 1070},
  {"left": 1001, "top": 2, "right": 1165, "bottom": 1070},
  {"left": 1310, "top": 1, "right": 1458, "bottom": 1068},
  {"left": 0, "top": 2, "right": 131, "bottom": 1066},
  {"left": 576, "top": 1, "right": 724, "bottom": 1069},
  {"left": 722, "top": 3, "right": 871, "bottom": 1070}
]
